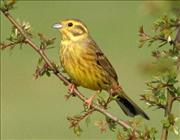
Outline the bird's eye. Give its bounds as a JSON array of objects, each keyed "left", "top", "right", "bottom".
[{"left": 68, "top": 22, "right": 73, "bottom": 27}]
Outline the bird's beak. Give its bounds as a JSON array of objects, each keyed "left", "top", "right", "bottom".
[{"left": 53, "top": 23, "right": 62, "bottom": 29}]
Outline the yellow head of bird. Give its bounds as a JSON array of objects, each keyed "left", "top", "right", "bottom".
[{"left": 53, "top": 19, "right": 89, "bottom": 40}]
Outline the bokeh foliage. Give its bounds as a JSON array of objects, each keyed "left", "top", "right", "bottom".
[{"left": 0, "top": 0, "right": 178, "bottom": 139}]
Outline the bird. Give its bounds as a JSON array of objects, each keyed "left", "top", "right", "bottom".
[{"left": 53, "top": 19, "right": 149, "bottom": 120}]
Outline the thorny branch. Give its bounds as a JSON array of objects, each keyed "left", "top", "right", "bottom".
[
  {"left": 1, "top": 9, "right": 134, "bottom": 132},
  {"left": 0, "top": 41, "right": 23, "bottom": 50},
  {"left": 67, "top": 108, "right": 95, "bottom": 128},
  {"left": 160, "top": 93, "right": 174, "bottom": 140},
  {"left": 139, "top": 14, "right": 180, "bottom": 140}
]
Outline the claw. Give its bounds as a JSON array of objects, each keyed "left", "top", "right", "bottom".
[
  {"left": 68, "top": 83, "right": 76, "bottom": 93},
  {"left": 85, "top": 90, "right": 101, "bottom": 108},
  {"left": 85, "top": 96, "right": 94, "bottom": 108}
]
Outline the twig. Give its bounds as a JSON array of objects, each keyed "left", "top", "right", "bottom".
[
  {"left": 0, "top": 41, "right": 23, "bottom": 49},
  {"left": 173, "top": 96, "right": 180, "bottom": 102},
  {"left": 143, "top": 100, "right": 165, "bottom": 110},
  {"left": 1, "top": 10, "right": 134, "bottom": 131},
  {"left": 67, "top": 108, "right": 95, "bottom": 128},
  {"left": 160, "top": 28, "right": 180, "bottom": 140},
  {"left": 160, "top": 93, "right": 174, "bottom": 140}
]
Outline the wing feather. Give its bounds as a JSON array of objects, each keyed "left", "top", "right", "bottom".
[{"left": 87, "top": 39, "right": 118, "bottom": 81}]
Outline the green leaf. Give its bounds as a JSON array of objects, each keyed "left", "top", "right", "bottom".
[
  {"left": 149, "top": 127, "right": 157, "bottom": 140},
  {"left": 106, "top": 117, "right": 117, "bottom": 132},
  {"left": 167, "top": 72, "right": 178, "bottom": 85},
  {"left": 45, "top": 70, "right": 51, "bottom": 77},
  {"left": 73, "top": 125, "right": 83, "bottom": 136},
  {"left": 1, "top": 0, "right": 16, "bottom": 12},
  {"left": 161, "top": 118, "right": 170, "bottom": 128}
]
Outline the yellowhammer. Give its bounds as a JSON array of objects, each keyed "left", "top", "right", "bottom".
[{"left": 53, "top": 19, "right": 149, "bottom": 120}]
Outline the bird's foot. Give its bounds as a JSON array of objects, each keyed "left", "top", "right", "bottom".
[
  {"left": 65, "top": 83, "right": 76, "bottom": 100},
  {"left": 85, "top": 96, "right": 94, "bottom": 109},
  {"left": 68, "top": 83, "right": 76, "bottom": 94},
  {"left": 85, "top": 90, "right": 101, "bottom": 108}
]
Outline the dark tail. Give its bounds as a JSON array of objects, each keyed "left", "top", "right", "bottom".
[{"left": 115, "top": 91, "right": 150, "bottom": 120}]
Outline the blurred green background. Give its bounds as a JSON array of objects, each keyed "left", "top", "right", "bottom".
[{"left": 1, "top": 1, "right": 180, "bottom": 140}]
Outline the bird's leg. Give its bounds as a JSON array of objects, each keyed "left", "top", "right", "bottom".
[
  {"left": 109, "top": 85, "right": 123, "bottom": 96},
  {"left": 105, "top": 85, "right": 122, "bottom": 107},
  {"left": 85, "top": 90, "right": 101, "bottom": 108},
  {"left": 65, "top": 83, "right": 76, "bottom": 100},
  {"left": 106, "top": 95, "right": 113, "bottom": 106},
  {"left": 68, "top": 83, "right": 76, "bottom": 94}
]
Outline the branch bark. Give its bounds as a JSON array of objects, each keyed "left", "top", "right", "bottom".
[
  {"left": 160, "top": 26, "right": 180, "bottom": 140},
  {"left": 160, "top": 93, "right": 173, "bottom": 140},
  {"left": 0, "top": 41, "right": 23, "bottom": 49},
  {"left": 1, "top": 10, "right": 133, "bottom": 131}
]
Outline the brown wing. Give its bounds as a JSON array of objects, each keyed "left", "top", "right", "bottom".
[{"left": 88, "top": 39, "right": 118, "bottom": 81}]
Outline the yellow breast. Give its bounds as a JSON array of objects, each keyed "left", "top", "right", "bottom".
[{"left": 60, "top": 41, "right": 109, "bottom": 90}]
